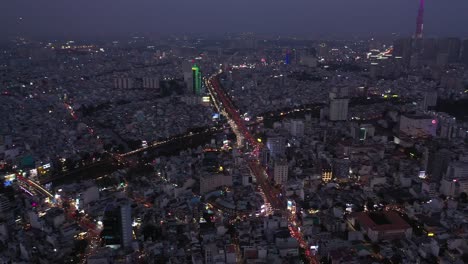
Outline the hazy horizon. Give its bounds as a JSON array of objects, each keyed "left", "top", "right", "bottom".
[{"left": 1, "top": 0, "right": 468, "bottom": 40}]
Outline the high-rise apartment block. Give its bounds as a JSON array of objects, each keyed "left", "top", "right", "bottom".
[{"left": 329, "top": 98, "right": 349, "bottom": 121}]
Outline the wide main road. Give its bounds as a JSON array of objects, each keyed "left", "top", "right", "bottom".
[{"left": 206, "top": 74, "right": 317, "bottom": 264}]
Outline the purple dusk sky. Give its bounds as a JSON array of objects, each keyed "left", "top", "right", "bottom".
[{"left": 1, "top": 0, "right": 467, "bottom": 39}]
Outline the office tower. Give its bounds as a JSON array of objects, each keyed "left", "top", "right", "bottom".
[
  {"left": 331, "top": 86, "right": 349, "bottom": 98},
  {"left": 183, "top": 60, "right": 193, "bottom": 93},
  {"left": 438, "top": 38, "right": 461, "bottom": 63},
  {"left": 318, "top": 43, "right": 329, "bottom": 59},
  {"left": 447, "top": 38, "right": 461, "bottom": 63},
  {"left": 273, "top": 159, "right": 288, "bottom": 185},
  {"left": 120, "top": 201, "right": 132, "bottom": 249},
  {"left": 192, "top": 64, "right": 202, "bottom": 95},
  {"left": 329, "top": 98, "right": 349, "bottom": 121},
  {"left": 446, "top": 161, "right": 468, "bottom": 180},
  {"left": 290, "top": 120, "right": 304, "bottom": 137},
  {"left": 439, "top": 118, "right": 457, "bottom": 139},
  {"left": 393, "top": 38, "right": 413, "bottom": 66},
  {"left": 292, "top": 49, "right": 298, "bottom": 65},
  {"left": 102, "top": 207, "right": 121, "bottom": 249},
  {"left": 369, "top": 63, "right": 380, "bottom": 80},
  {"left": 285, "top": 50, "right": 291, "bottom": 65},
  {"left": 102, "top": 199, "right": 132, "bottom": 249},
  {"left": 421, "top": 38, "right": 438, "bottom": 63},
  {"left": 261, "top": 146, "right": 270, "bottom": 165},
  {"left": 266, "top": 136, "right": 286, "bottom": 158},
  {"left": 440, "top": 161, "right": 468, "bottom": 196},
  {"left": 114, "top": 77, "right": 134, "bottom": 89},
  {"left": 422, "top": 91, "right": 438, "bottom": 110},
  {"left": 438, "top": 116, "right": 456, "bottom": 139},
  {"left": 461, "top": 39, "right": 468, "bottom": 66}
]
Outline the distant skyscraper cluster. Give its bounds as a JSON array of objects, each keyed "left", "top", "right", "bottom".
[
  {"left": 391, "top": 0, "right": 468, "bottom": 67},
  {"left": 393, "top": 37, "right": 467, "bottom": 67}
]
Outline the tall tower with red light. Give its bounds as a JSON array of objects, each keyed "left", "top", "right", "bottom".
[{"left": 415, "top": 0, "right": 425, "bottom": 39}]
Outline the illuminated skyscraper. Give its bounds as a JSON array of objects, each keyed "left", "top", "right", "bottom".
[
  {"left": 415, "top": 0, "right": 425, "bottom": 39},
  {"left": 192, "top": 64, "right": 202, "bottom": 95},
  {"left": 266, "top": 136, "right": 286, "bottom": 159},
  {"left": 285, "top": 50, "right": 291, "bottom": 65},
  {"left": 101, "top": 199, "right": 132, "bottom": 249}
]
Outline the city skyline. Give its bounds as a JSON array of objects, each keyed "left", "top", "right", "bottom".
[
  {"left": 1, "top": 0, "right": 468, "bottom": 40},
  {"left": 1, "top": 1, "right": 468, "bottom": 263}
]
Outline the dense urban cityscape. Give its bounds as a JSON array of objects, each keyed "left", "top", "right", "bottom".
[{"left": 1, "top": 1, "right": 468, "bottom": 264}]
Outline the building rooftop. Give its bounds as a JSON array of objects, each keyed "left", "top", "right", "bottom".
[{"left": 352, "top": 211, "right": 411, "bottom": 231}]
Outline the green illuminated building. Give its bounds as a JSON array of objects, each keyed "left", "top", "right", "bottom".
[{"left": 192, "top": 64, "right": 202, "bottom": 95}]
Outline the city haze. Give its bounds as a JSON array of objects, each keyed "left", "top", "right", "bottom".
[{"left": 1, "top": 0, "right": 468, "bottom": 39}]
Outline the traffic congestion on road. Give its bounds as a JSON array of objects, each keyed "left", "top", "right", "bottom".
[{"left": 206, "top": 73, "right": 318, "bottom": 264}]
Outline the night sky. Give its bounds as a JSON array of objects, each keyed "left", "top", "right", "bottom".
[{"left": 1, "top": 0, "right": 467, "bottom": 39}]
